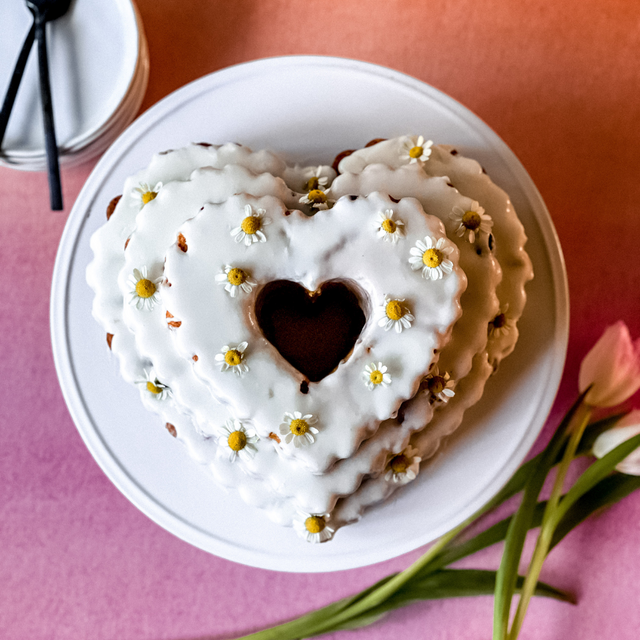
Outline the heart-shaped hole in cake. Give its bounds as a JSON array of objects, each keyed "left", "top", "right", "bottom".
[{"left": 255, "top": 280, "right": 367, "bottom": 383}]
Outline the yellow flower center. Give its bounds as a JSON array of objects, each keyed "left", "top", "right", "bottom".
[
  {"left": 308, "top": 189, "right": 327, "bottom": 204},
  {"left": 390, "top": 454, "right": 409, "bottom": 474},
  {"left": 422, "top": 248, "right": 443, "bottom": 268},
  {"left": 136, "top": 278, "right": 156, "bottom": 299},
  {"left": 385, "top": 300, "right": 404, "bottom": 321},
  {"left": 462, "top": 210, "right": 481, "bottom": 230},
  {"left": 381, "top": 218, "right": 397, "bottom": 234},
  {"left": 428, "top": 375, "right": 445, "bottom": 395},
  {"left": 409, "top": 145, "right": 423, "bottom": 159},
  {"left": 241, "top": 216, "right": 261, "bottom": 235},
  {"left": 146, "top": 381, "right": 162, "bottom": 394},
  {"left": 141, "top": 190, "right": 157, "bottom": 205},
  {"left": 224, "top": 349, "right": 242, "bottom": 366},
  {"left": 227, "top": 430, "right": 247, "bottom": 451},
  {"left": 227, "top": 268, "right": 247, "bottom": 286},
  {"left": 306, "top": 176, "right": 320, "bottom": 191},
  {"left": 370, "top": 370, "right": 384, "bottom": 385},
  {"left": 290, "top": 419, "right": 309, "bottom": 436},
  {"left": 305, "top": 515, "right": 326, "bottom": 534}
]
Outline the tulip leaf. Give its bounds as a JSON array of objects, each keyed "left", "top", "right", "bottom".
[
  {"left": 551, "top": 473, "right": 640, "bottom": 549},
  {"left": 231, "top": 405, "right": 635, "bottom": 640},
  {"left": 492, "top": 392, "right": 588, "bottom": 639},
  {"left": 429, "top": 467, "right": 640, "bottom": 574},
  {"left": 232, "top": 599, "right": 352, "bottom": 640},
  {"left": 409, "top": 411, "right": 628, "bottom": 581},
  {"left": 426, "top": 501, "right": 547, "bottom": 573},
  {"left": 428, "top": 474, "right": 640, "bottom": 577},
  {"left": 394, "top": 569, "right": 572, "bottom": 602},
  {"left": 325, "top": 571, "right": 572, "bottom": 636},
  {"left": 553, "top": 432, "right": 640, "bottom": 527},
  {"left": 318, "top": 610, "right": 389, "bottom": 633},
  {"left": 483, "top": 411, "right": 628, "bottom": 520},
  {"left": 235, "top": 570, "right": 571, "bottom": 640}
]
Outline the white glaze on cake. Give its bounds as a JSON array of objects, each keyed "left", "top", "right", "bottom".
[
  {"left": 143, "top": 378, "right": 436, "bottom": 522},
  {"left": 116, "top": 166, "right": 302, "bottom": 436},
  {"left": 86, "top": 137, "right": 532, "bottom": 541},
  {"left": 87, "top": 143, "right": 294, "bottom": 383},
  {"left": 161, "top": 192, "right": 464, "bottom": 471},
  {"left": 325, "top": 136, "right": 533, "bottom": 525},
  {"left": 331, "top": 352, "right": 494, "bottom": 527},
  {"left": 330, "top": 163, "right": 502, "bottom": 382},
  {"left": 338, "top": 137, "right": 534, "bottom": 368},
  {"left": 87, "top": 143, "right": 450, "bottom": 536}
]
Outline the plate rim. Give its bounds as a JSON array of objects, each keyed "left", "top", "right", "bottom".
[{"left": 51, "top": 55, "right": 569, "bottom": 572}]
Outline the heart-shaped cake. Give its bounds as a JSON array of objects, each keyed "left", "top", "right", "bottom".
[{"left": 86, "top": 136, "right": 533, "bottom": 543}]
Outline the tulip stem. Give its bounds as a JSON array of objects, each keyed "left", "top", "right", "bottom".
[
  {"left": 507, "top": 402, "right": 592, "bottom": 639},
  {"left": 301, "top": 516, "right": 470, "bottom": 636}
]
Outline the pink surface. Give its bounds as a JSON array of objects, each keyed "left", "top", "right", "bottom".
[{"left": 1, "top": 0, "right": 640, "bottom": 638}]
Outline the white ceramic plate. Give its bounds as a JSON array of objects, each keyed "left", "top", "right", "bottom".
[
  {"left": 0, "top": 0, "right": 140, "bottom": 163},
  {"left": 51, "top": 56, "right": 569, "bottom": 573}
]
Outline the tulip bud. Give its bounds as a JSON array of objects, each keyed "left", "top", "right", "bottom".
[
  {"left": 592, "top": 410, "right": 640, "bottom": 475},
  {"left": 578, "top": 322, "right": 640, "bottom": 407}
]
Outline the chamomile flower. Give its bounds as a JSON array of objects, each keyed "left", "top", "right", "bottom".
[
  {"left": 363, "top": 362, "right": 392, "bottom": 390},
  {"left": 230, "top": 204, "right": 271, "bottom": 246},
  {"left": 303, "top": 166, "right": 330, "bottom": 192},
  {"left": 409, "top": 236, "right": 454, "bottom": 281},
  {"left": 450, "top": 202, "right": 493, "bottom": 243},
  {"left": 423, "top": 366, "right": 455, "bottom": 403},
  {"left": 379, "top": 296, "right": 414, "bottom": 333},
  {"left": 384, "top": 446, "right": 421, "bottom": 484},
  {"left": 132, "top": 181, "right": 162, "bottom": 210},
  {"left": 136, "top": 369, "right": 171, "bottom": 401},
  {"left": 299, "top": 187, "right": 334, "bottom": 211},
  {"left": 400, "top": 135, "right": 433, "bottom": 165},
  {"left": 127, "top": 266, "right": 163, "bottom": 310},
  {"left": 216, "top": 419, "right": 259, "bottom": 462},
  {"left": 489, "top": 305, "right": 516, "bottom": 338},
  {"left": 293, "top": 511, "right": 335, "bottom": 543},
  {"left": 375, "top": 209, "right": 405, "bottom": 243},
  {"left": 279, "top": 412, "right": 319, "bottom": 448},
  {"left": 214, "top": 342, "right": 249, "bottom": 376},
  {"left": 215, "top": 265, "right": 257, "bottom": 297}
]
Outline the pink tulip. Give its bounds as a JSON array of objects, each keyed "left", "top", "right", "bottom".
[
  {"left": 578, "top": 321, "right": 640, "bottom": 407},
  {"left": 592, "top": 410, "right": 640, "bottom": 475}
]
